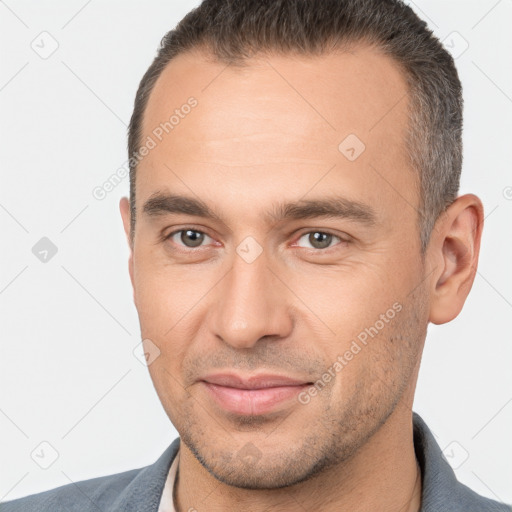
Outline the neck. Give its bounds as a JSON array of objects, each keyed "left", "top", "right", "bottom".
[{"left": 173, "top": 406, "right": 422, "bottom": 512}]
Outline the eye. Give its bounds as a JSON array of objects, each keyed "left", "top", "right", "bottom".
[
  {"left": 165, "top": 228, "right": 214, "bottom": 249},
  {"left": 294, "top": 231, "right": 347, "bottom": 251}
]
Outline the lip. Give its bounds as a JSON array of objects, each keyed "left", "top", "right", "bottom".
[{"left": 200, "top": 373, "right": 313, "bottom": 416}]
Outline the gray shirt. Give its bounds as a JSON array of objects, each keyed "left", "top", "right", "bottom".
[{"left": 2, "top": 412, "right": 510, "bottom": 511}]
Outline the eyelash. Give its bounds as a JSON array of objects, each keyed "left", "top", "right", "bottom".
[{"left": 162, "top": 227, "right": 348, "bottom": 253}]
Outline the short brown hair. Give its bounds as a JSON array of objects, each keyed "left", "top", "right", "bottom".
[{"left": 128, "top": 0, "right": 463, "bottom": 251}]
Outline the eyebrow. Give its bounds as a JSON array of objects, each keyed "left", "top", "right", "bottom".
[{"left": 142, "top": 192, "right": 377, "bottom": 226}]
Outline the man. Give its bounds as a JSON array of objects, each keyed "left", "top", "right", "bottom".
[{"left": 2, "top": 0, "right": 510, "bottom": 511}]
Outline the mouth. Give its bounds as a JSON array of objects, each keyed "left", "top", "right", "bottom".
[{"left": 199, "top": 373, "right": 314, "bottom": 416}]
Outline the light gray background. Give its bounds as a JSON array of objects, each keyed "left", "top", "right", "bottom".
[{"left": 1, "top": 0, "right": 511, "bottom": 504}]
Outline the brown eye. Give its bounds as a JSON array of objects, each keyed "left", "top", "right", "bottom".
[
  {"left": 167, "top": 229, "right": 211, "bottom": 248},
  {"left": 295, "top": 231, "right": 344, "bottom": 250}
]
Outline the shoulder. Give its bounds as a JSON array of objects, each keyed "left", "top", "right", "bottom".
[
  {"left": 0, "top": 468, "right": 142, "bottom": 512},
  {"left": 1, "top": 438, "right": 180, "bottom": 512},
  {"left": 413, "top": 412, "right": 511, "bottom": 512},
  {"left": 450, "top": 482, "right": 512, "bottom": 512}
]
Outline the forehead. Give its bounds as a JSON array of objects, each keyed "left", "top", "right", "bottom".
[{"left": 136, "top": 45, "right": 417, "bottom": 225}]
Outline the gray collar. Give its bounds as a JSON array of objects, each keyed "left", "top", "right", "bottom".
[{"left": 412, "top": 412, "right": 510, "bottom": 511}]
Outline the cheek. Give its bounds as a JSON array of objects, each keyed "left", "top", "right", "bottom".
[
  {"left": 133, "top": 252, "right": 208, "bottom": 335},
  {"left": 132, "top": 262, "right": 198, "bottom": 390},
  {"left": 286, "top": 261, "right": 415, "bottom": 395},
  {"left": 289, "top": 262, "right": 403, "bottom": 333},
  {"left": 325, "top": 304, "right": 420, "bottom": 417}
]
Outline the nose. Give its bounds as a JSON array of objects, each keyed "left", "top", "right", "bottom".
[{"left": 210, "top": 247, "right": 294, "bottom": 350}]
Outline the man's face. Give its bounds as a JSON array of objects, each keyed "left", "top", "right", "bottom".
[{"left": 123, "top": 46, "right": 431, "bottom": 488}]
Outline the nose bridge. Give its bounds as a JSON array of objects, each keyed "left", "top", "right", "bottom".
[{"left": 211, "top": 246, "right": 292, "bottom": 349}]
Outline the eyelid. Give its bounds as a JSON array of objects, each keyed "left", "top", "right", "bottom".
[
  {"left": 161, "top": 226, "right": 351, "bottom": 252},
  {"left": 158, "top": 226, "right": 214, "bottom": 250},
  {"left": 290, "top": 229, "right": 351, "bottom": 251},
  {"left": 293, "top": 227, "right": 351, "bottom": 240}
]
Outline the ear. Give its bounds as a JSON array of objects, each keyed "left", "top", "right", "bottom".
[
  {"left": 427, "top": 194, "right": 484, "bottom": 325},
  {"left": 119, "top": 197, "right": 135, "bottom": 299}
]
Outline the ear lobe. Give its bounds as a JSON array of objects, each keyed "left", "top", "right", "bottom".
[{"left": 428, "top": 194, "right": 484, "bottom": 325}]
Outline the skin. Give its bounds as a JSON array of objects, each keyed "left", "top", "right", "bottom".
[{"left": 119, "top": 45, "right": 483, "bottom": 512}]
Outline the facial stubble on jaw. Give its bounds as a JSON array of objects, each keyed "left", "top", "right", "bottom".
[{"left": 172, "top": 283, "right": 428, "bottom": 490}]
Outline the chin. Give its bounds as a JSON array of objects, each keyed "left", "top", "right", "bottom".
[{"left": 185, "top": 434, "right": 338, "bottom": 490}]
